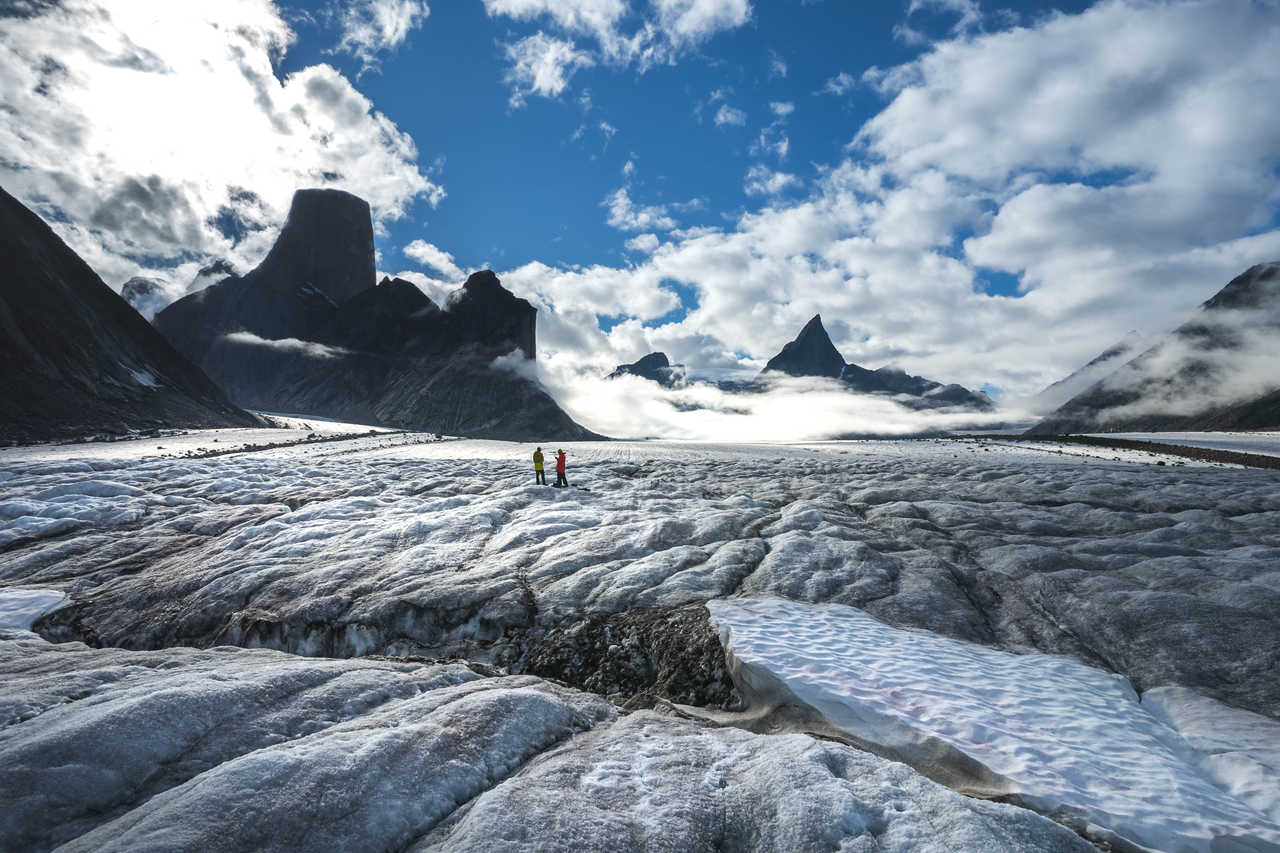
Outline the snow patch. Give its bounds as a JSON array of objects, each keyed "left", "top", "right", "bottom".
[{"left": 707, "top": 597, "right": 1280, "bottom": 853}]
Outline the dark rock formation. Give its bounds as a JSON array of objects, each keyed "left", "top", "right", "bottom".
[
  {"left": 154, "top": 191, "right": 597, "bottom": 440},
  {"left": 762, "top": 315, "right": 846, "bottom": 379},
  {"left": 759, "top": 314, "right": 993, "bottom": 411},
  {"left": 606, "top": 352, "right": 686, "bottom": 388},
  {"left": 120, "top": 276, "right": 169, "bottom": 320},
  {"left": 0, "top": 186, "right": 256, "bottom": 444},
  {"left": 522, "top": 603, "right": 736, "bottom": 710},
  {"left": 1029, "top": 262, "right": 1280, "bottom": 435},
  {"left": 251, "top": 188, "right": 375, "bottom": 306}
]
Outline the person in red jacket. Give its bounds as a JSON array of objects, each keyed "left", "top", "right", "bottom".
[{"left": 554, "top": 449, "right": 568, "bottom": 487}]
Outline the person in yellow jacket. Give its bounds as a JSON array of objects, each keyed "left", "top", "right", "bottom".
[{"left": 533, "top": 447, "right": 547, "bottom": 485}]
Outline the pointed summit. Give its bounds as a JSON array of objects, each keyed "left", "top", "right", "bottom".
[{"left": 762, "top": 314, "right": 846, "bottom": 379}]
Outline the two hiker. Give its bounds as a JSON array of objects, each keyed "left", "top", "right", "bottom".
[{"left": 532, "top": 447, "right": 568, "bottom": 487}]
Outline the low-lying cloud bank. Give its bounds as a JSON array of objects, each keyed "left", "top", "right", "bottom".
[{"left": 534, "top": 369, "right": 1015, "bottom": 441}]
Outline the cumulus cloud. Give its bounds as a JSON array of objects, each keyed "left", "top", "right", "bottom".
[
  {"left": 403, "top": 239, "right": 463, "bottom": 280},
  {"left": 332, "top": 0, "right": 430, "bottom": 73},
  {"left": 223, "top": 332, "right": 351, "bottom": 360},
  {"left": 714, "top": 103, "right": 747, "bottom": 126},
  {"left": 502, "top": 31, "right": 594, "bottom": 107},
  {"left": 769, "top": 101, "right": 794, "bottom": 118},
  {"left": 0, "top": 0, "right": 441, "bottom": 291},
  {"left": 484, "top": 0, "right": 753, "bottom": 105},
  {"left": 603, "top": 188, "right": 678, "bottom": 231}
]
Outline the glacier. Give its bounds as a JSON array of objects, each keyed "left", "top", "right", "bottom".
[{"left": 1, "top": 429, "right": 1278, "bottom": 851}]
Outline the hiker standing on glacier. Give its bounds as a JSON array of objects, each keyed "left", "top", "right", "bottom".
[
  {"left": 533, "top": 447, "right": 547, "bottom": 486},
  {"left": 554, "top": 449, "right": 568, "bottom": 487}
]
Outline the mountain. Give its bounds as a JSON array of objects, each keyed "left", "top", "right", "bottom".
[
  {"left": 1028, "top": 331, "right": 1146, "bottom": 415},
  {"left": 607, "top": 352, "right": 686, "bottom": 388},
  {"left": 153, "top": 190, "right": 598, "bottom": 441},
  {"left": 762, "top": 314, "right": 846, "bottom": 379},
  {"left": 0, "top": 186, "right": 257, "bottom": 444},
  {"left": 760, "top": 315, "right": 993, "bottom": 411},
  {"left": 1029, "top": 263, "right": 1280, "bottom": 435}
]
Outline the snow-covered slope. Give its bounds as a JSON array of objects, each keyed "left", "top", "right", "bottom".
[{"left": 708, "top": 597, "right": 1280, "bottom": 853}]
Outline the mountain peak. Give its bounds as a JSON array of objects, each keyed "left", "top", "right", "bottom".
[
  {"left": 252, "top": 188, "right": 375, "bottom": 305},
  {"left": 762, "top": 314, "right": 845, "bottom": 378},
  {"left": 1200, "top": 261, "right": 1280, "bottom": 312}
]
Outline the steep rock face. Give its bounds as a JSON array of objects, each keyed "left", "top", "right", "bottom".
[
  {"left": 250, "top": 188, "right": 374, "bottom": 306},
  {"left": 0, "top": 186, "right": 256, "bottom": 444},
  {"left": 440, "top": 270, "right": 536, "bottom": 360},
  {"left": 1030, "top": 263, "right": 1280, "bottom": 434},
  {"left": 154, "top": 189, "right": 374, "bottom": 364},
  {"left": 762, "top": 314, "right": 846, "bottom": 378},
  {"left": 154, "top": 195, "right": 596, "bottom": 440},
  {"left": 606, "top": 351, "right": 685, "bottom": 387}
]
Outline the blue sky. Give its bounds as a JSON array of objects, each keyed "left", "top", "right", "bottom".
[
  {"left": 273, "top": 1, "right": 1086, "bottom": 291},
  {"left": 2, "top": 0, "right": 1279, "bottom": 437}
]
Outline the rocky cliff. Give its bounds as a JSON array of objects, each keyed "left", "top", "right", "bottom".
[
  {"left": 0, "top": 186, "right": 256, "bottom": 444},
  {"left": 153, "top": 191, "right": 597, "bottom": 440}
]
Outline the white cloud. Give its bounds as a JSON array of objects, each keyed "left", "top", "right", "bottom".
[
  {"left": 744, "top": 165, "right": 799, "bottom": 196},
  {"left": 502, "top": 31, "right": 594, "bottom": 107},
  {"left": 819, "top": 71, "right": 855, "bottom": 96},
  {"left": 625, "top": 233, "right": 660, "bottom": 253},
  {"left": 622, "top": 159, "right": 636, "bottom": 177},
  {"left": 333, "top": 0, "right": 430, "bottom": 73},
  {"left": 714, "top": 103, "right": 747, "bottom": 126},
  {"left": 603, "top": 188, "right": 679, "bottom": 232},
  {"left": 485, "top": 0, "right": 753, "bottom": 105},
  {"left": 482, "top": 0, "right": 628, "bottom": 46},
  {"left": 403, "top": 239, "right": 463, "bottom": 280},
  {"left": 769, "top": 101, "right": 795, "bottom": 118},
  {"left": 0, "top": 0, "right": 441, "bottom": 290},
  {"left": 223, "top": 332, "right": 350, "bottom": 359},
  {"left": 651, "top": 0, "right": 752, "bottom": 49}
]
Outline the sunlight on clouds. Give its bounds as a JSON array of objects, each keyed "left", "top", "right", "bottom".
[{"left": 0, "top": 0, "right": 440, "bottom": 289}]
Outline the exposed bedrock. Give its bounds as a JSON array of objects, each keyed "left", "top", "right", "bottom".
[{"left": 6, "top": 447, "right": 1280, "bottom": 718}]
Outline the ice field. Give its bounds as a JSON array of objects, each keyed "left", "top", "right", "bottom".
[{"left": 2, "top": 428, "right": 1278, "bottom": 851}]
